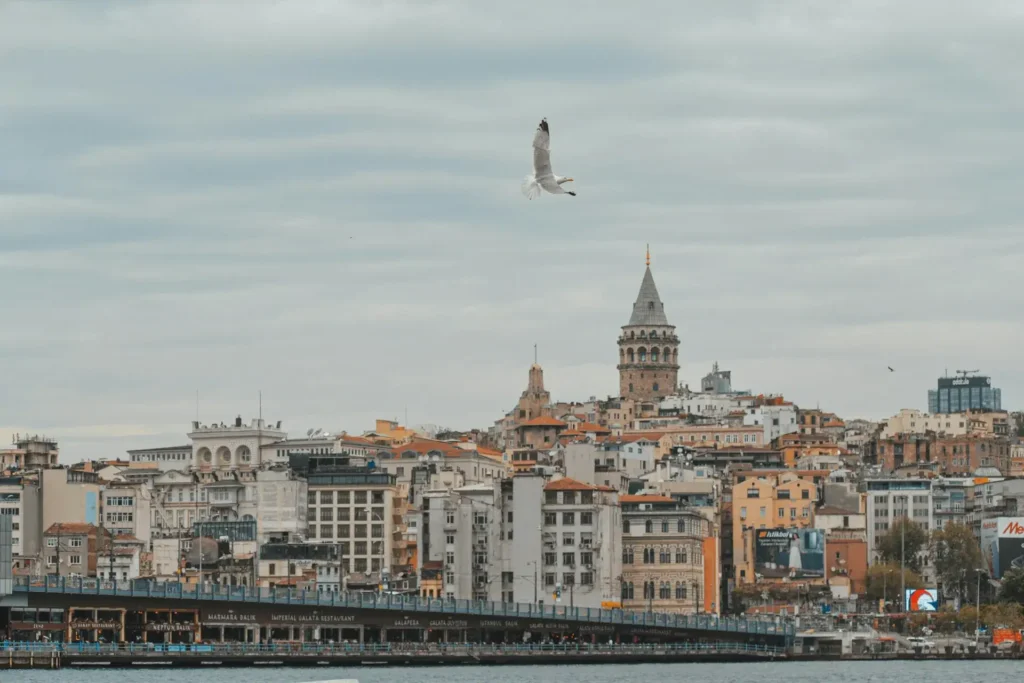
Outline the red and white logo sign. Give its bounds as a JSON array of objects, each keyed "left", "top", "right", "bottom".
[{"left": 1000, "top": 519, "right": 1024, "bottom": 537}]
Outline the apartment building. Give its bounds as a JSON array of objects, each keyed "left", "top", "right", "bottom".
[
  {"left": 43, "top": 523, "right": 109, "bottom": 578},
  {"left": 300, "top": 457, "right": 398, "bottom": 583},
  {"left": 101, "top": 483, "right": 151, "bottom": 543},
  {"left": 731, "top": 471, "right": 821, "bottom": 584},
  {"left": 0, "top": 476, "right": 41, "bottom": 570},
  {"left": 864, "top": 478, "right": 935, "bottom": 576},
  {"left": 620, "top": 494, "right": 714, "bottom": 614}
]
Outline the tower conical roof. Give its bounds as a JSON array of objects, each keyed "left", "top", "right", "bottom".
[{"left": 627, "top": 266, "right": 670, "bottom": 326}]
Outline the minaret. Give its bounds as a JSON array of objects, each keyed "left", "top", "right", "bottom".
[{"left": 617, "top": 247, "right": 679, "bottom": 401}]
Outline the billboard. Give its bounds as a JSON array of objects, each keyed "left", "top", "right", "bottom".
[
  {"left": 982, "top": 517, "right": 1024, "bottom": 578},
  {"left": 906, "top": 588, "right": 939, "bottom": 611},
  {"left": 754, "top": 528, "right": 825, "bottom": 579}
]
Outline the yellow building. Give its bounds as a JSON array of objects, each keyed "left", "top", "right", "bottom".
[{"left": 731, "top": 470, "right": 825, "bottom": 585}]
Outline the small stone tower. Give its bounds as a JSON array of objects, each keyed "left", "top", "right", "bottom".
[{"left": 617, "top": 247, "right": 679, "bottom": 401}]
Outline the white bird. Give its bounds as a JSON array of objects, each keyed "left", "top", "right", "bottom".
[{"left": 521, "top": 118, "right": 576, "bottom": 200}]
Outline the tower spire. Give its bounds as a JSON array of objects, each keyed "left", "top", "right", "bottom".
[{"left": 646, "top": 244, "right": 650, "bottom": 267}]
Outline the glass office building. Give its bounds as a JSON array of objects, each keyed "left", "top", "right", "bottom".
[{"left": 927, "top": 374, "right": 1001, "bottom": 414}]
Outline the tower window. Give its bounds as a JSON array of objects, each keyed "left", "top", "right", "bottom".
[
  {"left": 653, "top": 383, "right": 659, "bottom": 392},
  {"left": 629, "top": 383, "right": 633, "bottom": 393},
  {"left": 648, "top": 302, "right": 654, "bottom": 310}
]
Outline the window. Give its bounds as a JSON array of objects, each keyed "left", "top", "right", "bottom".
[
  {"left": 544, "top": 552, "right": 557, "bottom": 566},
  {"left": 562, "top": 572, "right": 575, "bottom": 586},
  {"left": 580, "top": 551, "right": 593, "bottom": 566},
  {"left": 268, "top": 563, "right": 276, "bottom": 575},
  {"left": 475, "top": 553, "right": 487, "bottom": 565},
  {"left": 621, "top": 581, "right": 634, "bottom": 600},
  {"left": 445, "top": 552, "right": 455, "bottom": 565},
  {"left": 562, "top": 512, "right": 575, "bottom": 525},
  {"left": 337, "top": 507, "right": 350, "bottom": 521},
  {"left": 643, "top": 547, "right": 654, "bottom": 564},
  {"left": 562, "top": 492, "right": 576, "bottom": 505},
  {"left": 659, "top": 582, "right": 671, "bottom": 599},
  {"left": 777, "top": 490, "right": 791, "bottom": 500},
  {"left": 321, "top": 525, "right": 334, "bottom": 538},
  {"left": 622, "top": 520, "right": 631, "bottom": 533},
  {"left": 446, "top": 535, "right": 455, "bottom": 545},
  {"left": 760, "top": 506, "right": 767, "bottom": 518},
  {"left": 675, "top": 582, "right": 687, "bottom": 600},
  {"left": 544, "top": 573, "right": 556, "bottom": 587},
  {"left": 69, "top": 555, "right": 82, "bottom": 565},
  {"left": 801, "top": 489, "right": 810, "bottom": 500},
  {"left": 445, "top": 512, "right": 455, "bottom": 525},
  {"left": 320, "top": 507, "right": 334, "bottom": 522},
  {"left": 676, "top": 519, "right": 684, "bottom": 533},
  {"left": 562, "top": 533, "right": 575, "bottom": 546},
  {"left": 622, "top": 547, "right": 634, "bottom": 564},
  {"left": 355, "top": 541, "right": 368, "bottom": 555},
  {"left": 354, "top": 491, "right": 367, "bottom": 505},
  {"left": 562, "top": 552, "right": 575, "bottom": 566},
  {"left": 69, "top": 538, "right": 83, "bottom": 548},
  {"left": 581, "top": 572, "right": 594, "bottom": 586},
  {"left": 659, "top": 549, "right": 670, "bottom": 563},
  {"left": 675, "top": 548, "right": 687, "bottom": 564},
  {"left": 507, "top": 511, "right": 513, "bottom": 523},
  {"left": 337, "top": 491, "right": 350, "bottom": 504},
  {"left": 580, "top": 491, "right": 594, "bottom": 504},
  {"left": 47, "top": 538, "right": 57, "bottom": 548},
  {"left": 645, "top": 520, "right": 653, "bottom": 533},
  {"left": 580, "top": 512, "right": 593, "bottom": 525},
  {"left": 661, "top": 520, "right": 669, "bottom": 533},
  {"left": 544, "top": 512, "right": 557, "bottom": 526},
  {"left": 320, "top": 491, "right": 334, "bottom": 505}
]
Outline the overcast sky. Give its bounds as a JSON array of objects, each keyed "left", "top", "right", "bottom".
[{"left": 2, "top": 1, "right": 1022, "bottom": 462}]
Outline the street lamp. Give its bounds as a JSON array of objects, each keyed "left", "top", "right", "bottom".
[{"left": 974, "top": 568, "right": 983, "bottom": 647}]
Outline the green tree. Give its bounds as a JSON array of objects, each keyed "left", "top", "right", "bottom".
[
  {"left": 876, "top": 517, "right": 929, "bottom": 573},
  {"left": 866, "top": 562, "right": 924, "bottom": 608},
  {"left": 999, "top": 568, "right": 1024, "bottom": 604},
  {"left": 931, "top": 522, "right": 984, "bottom": 606}
]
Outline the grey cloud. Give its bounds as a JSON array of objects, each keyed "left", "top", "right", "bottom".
[{"left": 2, "top": 1, "right": 1022, "bottom": 461}]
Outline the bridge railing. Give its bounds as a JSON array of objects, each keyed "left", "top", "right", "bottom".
[
  {"left": 13, "top": 576, "right": 794, "bottom": 637},
  {"left": 0, "top": 640, "right": 786, "bottom": 657}
]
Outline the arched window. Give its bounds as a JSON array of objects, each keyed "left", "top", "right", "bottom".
[
  {"left": 659, "top": 548, "right": 670, "bottom": 563},
  {"left": 659, "top": 582, "right": 671, "bottom": 599},
  {"left": 661, "top": 520, "right": 669, "bottom": 533},
  {"left": 630, "top": 331, "right": 635, "bottom": 339},
  {"left": 643, "top": 547, "right": 654, "bottom": 564},
  {"left": 622, "top": 581, "right": 633, "bottom": 600},
  {"left": 664, "top": 347, "right": 672, "bottom": 363},
  {"left": 677, "top": 518, "right": 685, "bottom": 533},
  {"left": 675, "top": 582, "right": 687, "bottom": 600},
  {"left": 628, "top": 383, "right": 634, "bottom": 393},
  {"left": 627, "top": 349, "right": 635, "bottom": 363},
  {"left": 651, "top": 348, "right": 659, "bottom": 362},
  {"left": 644, "top": 520, "right": 653, "bottom": 533},
  {"left": 622, "top": 520, "right": 630, "bottom": 533},
  {"left": 622, "top": 547, "right": 634, "bottom": 564},
  {"left": 653, "top": 382, "right": 659, "bottom": 392},
  {"left": 639, "top": 330, "right": 646, "bottom": 339},
  {"left": 637, "top": 347, "right": 647, "bottom": 362},
  {"left": 650, "top": 330, "right": 658, "bottom": 339}
]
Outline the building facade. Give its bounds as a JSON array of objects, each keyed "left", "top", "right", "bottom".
[
  {"left": 620, "top": 494, "right": 712, "bottom": 614},
  {"left": 617, "top": 251, "right": 679, "bottom": 401},
  {"left": 928, "top": 373, "right": 1001, "bottom": 414}
]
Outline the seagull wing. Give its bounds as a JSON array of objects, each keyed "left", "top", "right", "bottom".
[{"left": 532, "top": 118, "right": 553, "bottom": 181}]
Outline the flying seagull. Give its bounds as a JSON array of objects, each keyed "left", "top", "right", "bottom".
[
  {"left": 522, "top": 118, "right": 576, "bottom": 200},
  {"left": 888, "top": 366, "right": 894, "bottom": 372}
]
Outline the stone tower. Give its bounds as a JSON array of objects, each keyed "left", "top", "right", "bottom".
[{"left": 617, "top": 248, "right": 679, "bottom": 401}]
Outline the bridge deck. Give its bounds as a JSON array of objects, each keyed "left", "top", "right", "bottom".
[{"left": 14, "top": 577, "right": 794, "bottom": 639}]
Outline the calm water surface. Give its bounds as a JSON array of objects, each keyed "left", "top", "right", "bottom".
[{"left": 3, "top": 661, "right": 1021, "bottom": 683}]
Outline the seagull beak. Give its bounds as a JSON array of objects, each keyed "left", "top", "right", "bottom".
[{"left": 566, "top": 178, "right": 574, "bottom": 183}]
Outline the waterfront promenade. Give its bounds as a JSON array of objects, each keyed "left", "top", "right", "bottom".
[{"left": 0, "top": 641, "right": 785, "bottom": 669}]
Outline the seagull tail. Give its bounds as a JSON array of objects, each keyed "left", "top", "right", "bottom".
[{"left": 521, "top": 174, "right": 541, "bottom": 200}]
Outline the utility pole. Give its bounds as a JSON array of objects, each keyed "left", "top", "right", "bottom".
[
  {"left": 54, "top": 523, "right": 61, "bottom": 581},
  {"left": 975, "top": 569, "right": 981, "bottom": 647},
  {"left": 900, "top": 502, "right": 906, "bottom": 609},
  {"left": 531, "top": 561, "right": 538, "bottom": 603},
  {"left": 108, "top": 528, "right": 115, "bottom": 582}
]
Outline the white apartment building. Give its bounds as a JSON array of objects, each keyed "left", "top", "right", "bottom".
[
  {"left": 742, "top": 403, "right": 798, "bottom": 444},
  {"left": 126, "top": 445, "right": 192, "bottom": 472},
  {"left": 101, "top": 483, "right": 152, "bottom": 543},
  {"left": 865, "top": 478, "right": 935, "bottom": 581},
  {"left": 0, "top": 476, "right": 41, "bottom": 569},
  {"left": 881, "top": 409, "right": 969, "bottom": 439}
]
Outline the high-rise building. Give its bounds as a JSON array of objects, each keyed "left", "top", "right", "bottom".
[
  {"left": 617, "top": 248, "right": 679, "bottom": 401},
  {"left": 927, "top": 372, "right": 1001, "bottom": 414}
]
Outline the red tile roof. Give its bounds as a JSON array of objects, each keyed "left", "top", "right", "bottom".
[
  {"left": 577, "top": 422, "right": 611, "bottom": 434},
  {"left": 44, "top": 523, "right": 96, "bottom": 535},
  {"left": 544, "top": 477, "right": 599, "bottom": 491}
]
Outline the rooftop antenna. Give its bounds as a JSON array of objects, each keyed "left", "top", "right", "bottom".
[
  {"left": 646, "top": 244, "right": 651, "bottom": 267},
  {"left": 534, "top": 343, "right": 538, "bottom": 364},
  {"left": 195, "top": 389, "right": 199, "bottom": 422}
]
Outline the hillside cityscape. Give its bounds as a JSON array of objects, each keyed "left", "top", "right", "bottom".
[{"left": 2, "top": 255, "right": 1022, "bottom": 639}]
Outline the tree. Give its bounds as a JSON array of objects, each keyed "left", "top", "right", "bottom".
[
  {"left": 866, "top": 562, "right": 924, "bottom": 608},
  {"left": 931, "top": 522, "right": 984, "bottom": 607},
  {"left": 999, "top": 568, "right": 1024, "bottom": 604},
  {"left": 876, "top": 517, "right": 930, "bottom": 573}
]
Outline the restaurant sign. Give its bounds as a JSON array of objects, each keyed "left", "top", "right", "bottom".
[{"left": 145, "top": 623, "right": 195, "bottom": 632}]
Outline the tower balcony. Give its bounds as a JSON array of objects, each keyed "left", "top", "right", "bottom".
[
  {"left": 618, "top": 334, "right": 679, "bottom": 345},
  {"left": 616, "top": 362, "right": 680, "bottom": 371}
]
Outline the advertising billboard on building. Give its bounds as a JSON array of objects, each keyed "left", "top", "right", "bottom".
[
  {"left": 980, "top": 517, "right": 1024, "bottom": 578},
  {"left": 906, "top": 588, "right": 939, "bottom": 611},
  {"left": 754, "top": 528, "right": 825, "bottom": 579}
]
